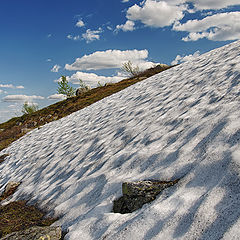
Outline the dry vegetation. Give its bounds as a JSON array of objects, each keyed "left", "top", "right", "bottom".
[{"left": 0, "top": 201, "right": 58, "bottom": 238}]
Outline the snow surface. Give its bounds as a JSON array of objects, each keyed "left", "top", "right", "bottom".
[{"left": 1, "top": 40, "right": 240, "bottom": 240}]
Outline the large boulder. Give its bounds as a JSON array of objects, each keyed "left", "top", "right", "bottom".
[
  {"left": 1, "top": 226, "right": 62, "bottom": 240},
  {"left": 113, "top": 179, "right": 179, "bottom": 214}
]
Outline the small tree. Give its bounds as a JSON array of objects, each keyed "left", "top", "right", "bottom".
[
  {"left": 57, "top": 76, "right": 76, "bottom": 98},
  {"left": 22, "top": 102, "right": 38, "bottom": 115},
  {"left": 121, "top": 60, "right": 140, "bottom": 77}
]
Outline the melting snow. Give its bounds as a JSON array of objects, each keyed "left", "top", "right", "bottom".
[{"left": 0, "top": 40, "right": 240, "bottom": 239}]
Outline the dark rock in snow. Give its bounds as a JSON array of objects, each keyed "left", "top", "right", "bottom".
[
  {"left": 113, "top": 179, "right": 179, "bottom": 214},
  {"left": 0, "top": 154, "right": 9, "bottom": 164}
]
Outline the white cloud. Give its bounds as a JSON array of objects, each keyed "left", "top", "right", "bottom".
[
  {"left": 82, "top": 28, "right": 102, "bottom": 43},
  {"left": 48, "top": 94, "right": 67, "bottom": 100},
  {"left": 65, "top": 49, "right": 149, "bottom": 71},
  {"left": 171, "top": 50, "right": 200, "bottom": 65},
  {"left": 51, "top": 64, "right": 61, "bottom": 72},
  {"left": 47, "top": 59, "right": 52, "bottom": 62},
  {"left": 3, "top": 95, "right": 44, "bottom": 102},
  {"left": 66, "top": 71, "right": 123, "bottom": 88},
  {"left": 116, "top": 20, "right": 135, "bottom": 32},
  {"left": 67, "top": 35, "right": 81, "bottom": 41},
  {"left": 126, "top": 0, "right": 187, "bottom": 28},
  {"left": 190, "top": 0, "right": 240, "bottom": 10},
  {"left": 0, "top": 84, "right": 24, "bottom": 89},
  {"left": 76, "top": 20, "right": 85, "bottom": 27},
  {"left": 0, "top": 84, "right": 14, "bottom": 88},
  {"left": 16, "top": 85, "right": 24, "bottom": 89},
  {"left": 174, "top": 12, "right": 240, "bottom": 41},
  {"left": 122, "top": 0, "right": 130, "bottom": 2},
  {"left": 0, "top": 89, "right": 3, "bottom": 94}
]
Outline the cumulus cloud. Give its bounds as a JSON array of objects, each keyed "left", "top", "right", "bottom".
[
  {"left": 48, "top": 94, "right": 66, "bottom": 100},
  {"left": 126, "top": 0, "right": 187, "bottom": 28},
  {"left": 171, "top": 50, "right": 200, "bottom": 65},
  {"left": 51, "top": 64, "right": 61, "bottom": 72},
  {"left": 116, "top": 20, "right": 135, "bottom": 32},
  {"left": 65, "top": 71, "right": 123, "bottom": 87},
  {"left": 82, "top": 28, "right": 102, "bottom": 43},
  {"left": 76, "top": 20, "right": 85, "bottom": 27},
  {"left": 115, "top": 0, "right": 240, "bottom": 42},
  {"left": 122, "top": 0, "right": 130, "bottom": 2},
  {"left": 3, "top": 95, "right": 44, "bottom": 102},
  {"left": 174, "top": 12, "right": 240, "bottom": 41},
  {"left": 0, "top": 89, "right": 3, "bottom": 94},
  {"left": 190, "top": 0, "right": 240, "bottom": 10},
  {"left": 65, "top": 49, "right": 150, "bottom": 71}
]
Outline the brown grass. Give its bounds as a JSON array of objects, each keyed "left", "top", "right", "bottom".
[{"left": 0, "top": 201, "right": 58, "bottom": 238}]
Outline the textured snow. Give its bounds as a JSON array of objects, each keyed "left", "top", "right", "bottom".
[{"left": 0, "top": 40, "right": 240, "bottom": 240}]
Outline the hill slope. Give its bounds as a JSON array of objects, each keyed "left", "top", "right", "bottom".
[{"left": 0, "top": 40, "right": 240, "bottom": 240}]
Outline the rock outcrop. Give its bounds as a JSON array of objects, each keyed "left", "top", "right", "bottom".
[{"left": 113, "top": 179, "right": 179, "bottom": 214}]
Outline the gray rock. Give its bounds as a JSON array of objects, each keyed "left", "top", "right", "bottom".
[
  {"left": 1, "top": 226, "right": 62, "bottom": 240},
  {"left": 113, "top": 179, "right": 179, "bottom": 214}
]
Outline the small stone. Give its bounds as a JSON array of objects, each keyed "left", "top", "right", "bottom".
[
  {"left": 0, "top": 181, "right": 21, "bottom": 201},
  {"left": 137, "top": 77, "right": 147, "bottom": 81},
  {"left": 21, "top": 128, "right": 32, "bottom": 134},
  {"left": 4, "top": 182, "right": 21, "bottom": 194},
  {"left": 0, "top": 154, "right": 9, "bottom": 164}
]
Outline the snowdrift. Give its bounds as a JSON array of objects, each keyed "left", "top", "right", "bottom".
[{"left": 1, "top": 40, "right": 240, "bottom": 239}]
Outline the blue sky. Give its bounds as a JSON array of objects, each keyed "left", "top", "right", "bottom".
[{"left": 0, "top": 0, "right": 240, "bottom": 123}]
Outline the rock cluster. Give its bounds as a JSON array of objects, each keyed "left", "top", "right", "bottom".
[{"left": 113, "top": 179, "right": 179, "bottom": 214}]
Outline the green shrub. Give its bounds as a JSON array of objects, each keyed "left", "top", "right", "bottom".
[
  {"left": 57, "top": 76, "right": 76, "bottom": 98},
  {"left": 22, "top": 102, "right": 38, "bottom": 115}
]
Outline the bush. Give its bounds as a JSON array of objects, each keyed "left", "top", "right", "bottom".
[
  {"left": 121, "top": 61, "right": 140, "bottom": 77},
  {"left": 22, "top": 102, "right": 38, "bottom": 115},
  {"left": 57, "top": 76, "right": 76, "bottom": 98}
]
